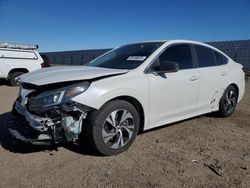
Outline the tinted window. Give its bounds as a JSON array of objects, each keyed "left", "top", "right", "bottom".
[
  {"left": 194, "top": 45, "right": 216, "bottom": 67},
  {"left": 214, "top": 51, "right": 228, "bottom": 65},
  {"left": 159, "top": 44, "right": 193, "bottom": 70}
]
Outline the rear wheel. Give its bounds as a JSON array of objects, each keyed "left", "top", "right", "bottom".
[
  {"left": 9, "top": 72, "right": 24, "bottom": 86},
  {"left": 87, "top": 100, "right": 139, "bottom": 155},
  {"left": 218, "top": 85, "right": 238, "bottom": 117}
]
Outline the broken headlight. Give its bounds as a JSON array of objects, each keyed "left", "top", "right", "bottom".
[{"left": 30, "top": 82, "right": 90, "bottom": 108}]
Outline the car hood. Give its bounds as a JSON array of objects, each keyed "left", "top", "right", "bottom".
[{"left": 19, "top": 66, "right": 129, "bottom": 86}]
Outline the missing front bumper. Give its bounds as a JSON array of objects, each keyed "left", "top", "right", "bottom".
[
  {"left": 8, "top": 118, "right": 52, "bottom": 145},
  {"left": 10, "top": 100, "right": 93, "bottom": 145}
]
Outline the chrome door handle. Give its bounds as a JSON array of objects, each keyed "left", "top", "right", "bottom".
[
  {"left": 221, "top": 71, "right": 228, "bottom": 76},
  {"left": 190, "top": 76, "right": 199, "bottom": 81}
]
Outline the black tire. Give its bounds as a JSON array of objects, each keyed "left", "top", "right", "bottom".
[
  {"left": 9, "top": 72, "right": 24, "bottom": 86},
  {"left": 218, "top": 85, "right": 238, "bottom": 117},
  {"left": 86, "top": 100, "right": 140, "bottom": 156}
]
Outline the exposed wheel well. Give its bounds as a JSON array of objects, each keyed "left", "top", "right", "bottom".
[
  {"left": 108, "top": 96, "right": 145, "bottom": 132},
  {"left": 8, "top": 68, "right": 29, "bottom": 76}
]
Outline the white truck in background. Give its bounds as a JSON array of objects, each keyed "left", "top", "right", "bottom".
[{"left": 0, "top": 43, "right": 45, "bottom": 86}]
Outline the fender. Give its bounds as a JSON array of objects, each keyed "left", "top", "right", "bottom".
[{"left": 72, "top": 87, "right": 150, "bottom": 129}]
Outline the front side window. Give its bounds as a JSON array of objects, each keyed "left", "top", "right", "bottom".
[
  {"left": 194, "top": 45, "right": 216, "bottom": 67},
  {"left": 86, "top": 42, "right": 163, "bottom": 70},
  {"left": 158, "top": 44, "right": 193, "bottom": 70}
]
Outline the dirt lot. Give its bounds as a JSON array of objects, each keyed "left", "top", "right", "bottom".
[{"left": 0, "top": 80, "right": 249, "bottom": 188}]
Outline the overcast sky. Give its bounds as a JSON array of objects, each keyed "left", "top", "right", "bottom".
[{"left": 0, "top": 0, "right": 249, "bottom": 52}]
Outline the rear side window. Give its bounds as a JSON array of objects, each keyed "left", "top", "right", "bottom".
[
  {"left": 194, "top": 45, "right": 216, "bottom": 67},
  {"left": 0, "top": 49, "right": 38, "bottom": 60},
  {"left": 159, "top": 44, "right": 193, "bottom": 70},
  {"left": 214, "top": 51, "right": 228, "bottom": 65}
]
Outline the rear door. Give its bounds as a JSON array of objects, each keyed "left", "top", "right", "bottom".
[
  {"left": 147, "top": 44, "right": 200, "bottom": 127},
  {"left": 193, "top": 44, "right": 229, "bottom": 111}
]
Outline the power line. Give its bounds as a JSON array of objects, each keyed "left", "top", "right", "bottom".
[{"left": 0, "top": 2, "right": 53, "bottom": 24}]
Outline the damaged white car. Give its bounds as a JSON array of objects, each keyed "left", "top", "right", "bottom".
[{"left": 9, "top": 40, "right": 245, "bottom": 155}]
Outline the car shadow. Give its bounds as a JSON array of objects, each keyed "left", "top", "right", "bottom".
[
  {"left": 0, "top": 112, "right": 100, "bottom": 156},
  {"left": 0, "top": 112, "right": 54, "bottom": 153},
  {"left": 0, "top": 111, "right": 220, "bottom": 156},
  {"left": 62, "top": 140, "right": 101, "bottom": 156},
  {"left": 0, "top": 79, "right": 8, "bottom": 86}
]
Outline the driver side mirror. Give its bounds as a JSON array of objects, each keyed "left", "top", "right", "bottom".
[{"left": 153, "top": 60, "right": 179, "bottom": 75}]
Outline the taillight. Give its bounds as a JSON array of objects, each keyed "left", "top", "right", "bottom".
[{"left": 41, "top": 63, "right": 45, "bottom": 68}]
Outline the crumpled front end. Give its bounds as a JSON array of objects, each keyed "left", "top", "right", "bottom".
[{"left": 9, "top": 82, "right": 94, "bottom": 145}]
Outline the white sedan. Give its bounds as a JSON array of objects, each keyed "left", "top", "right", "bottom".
[{"left": 10, "top": 40, "right": 245, "bottom": 155}]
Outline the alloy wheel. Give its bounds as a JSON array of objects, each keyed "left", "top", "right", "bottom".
[
  {"left": 224, "top": 89, "right": 237, "bottom": 114},
  {"left": 102, "top": 109, "right": 135, "bottom": 149}
]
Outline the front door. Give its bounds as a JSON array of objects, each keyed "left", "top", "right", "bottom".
[{"left": 147, "top": 44, "right": 200, "bottom": 128}]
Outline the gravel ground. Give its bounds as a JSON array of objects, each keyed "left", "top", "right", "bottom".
[{"left": 0, "top": 79, "right": 249, "bottom": 188}]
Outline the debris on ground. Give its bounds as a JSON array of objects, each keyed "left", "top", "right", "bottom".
[
  {"left": 204, "top": 163, "right": 223, "bottom": 177},
  {"left": 191, "top": 159, "right": 199, "bottom": 163},
  {"left": 240, "top": 166, "right": 247, "bottom": 170}
]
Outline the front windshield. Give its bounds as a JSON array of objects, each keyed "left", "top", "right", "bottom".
[{"left": 86, "top": 42, "right": 163, "bottom": 69}]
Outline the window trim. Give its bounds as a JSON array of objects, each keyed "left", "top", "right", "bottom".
[{"left": 144, "top": 43, "right": 196, "bottom": 74}]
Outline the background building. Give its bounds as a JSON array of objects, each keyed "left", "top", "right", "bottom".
[{"left": 41, "top": 39, "right": 250, "bottom": 70}]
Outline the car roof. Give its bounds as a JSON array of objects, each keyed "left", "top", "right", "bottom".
[
  {"left": 127, "top": 39, "right": 213, "bottom": 47},
  {"left": 138, "top": 39, "right": 207, "bottom": 45}
]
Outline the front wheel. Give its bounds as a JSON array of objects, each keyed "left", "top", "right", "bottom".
[
  {"left": 9, "top": 72, "right": 24, "bottom": 86},
  {"left": 87, "top": 100, "right": 140, "bottom": 156},
  {"left": 218, "top": 85, "right": 238, "bottom": 117}
]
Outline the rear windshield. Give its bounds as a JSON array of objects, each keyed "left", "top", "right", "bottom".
[{"left": 86, "top": 42, "right": 163, "bottom": 69}]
